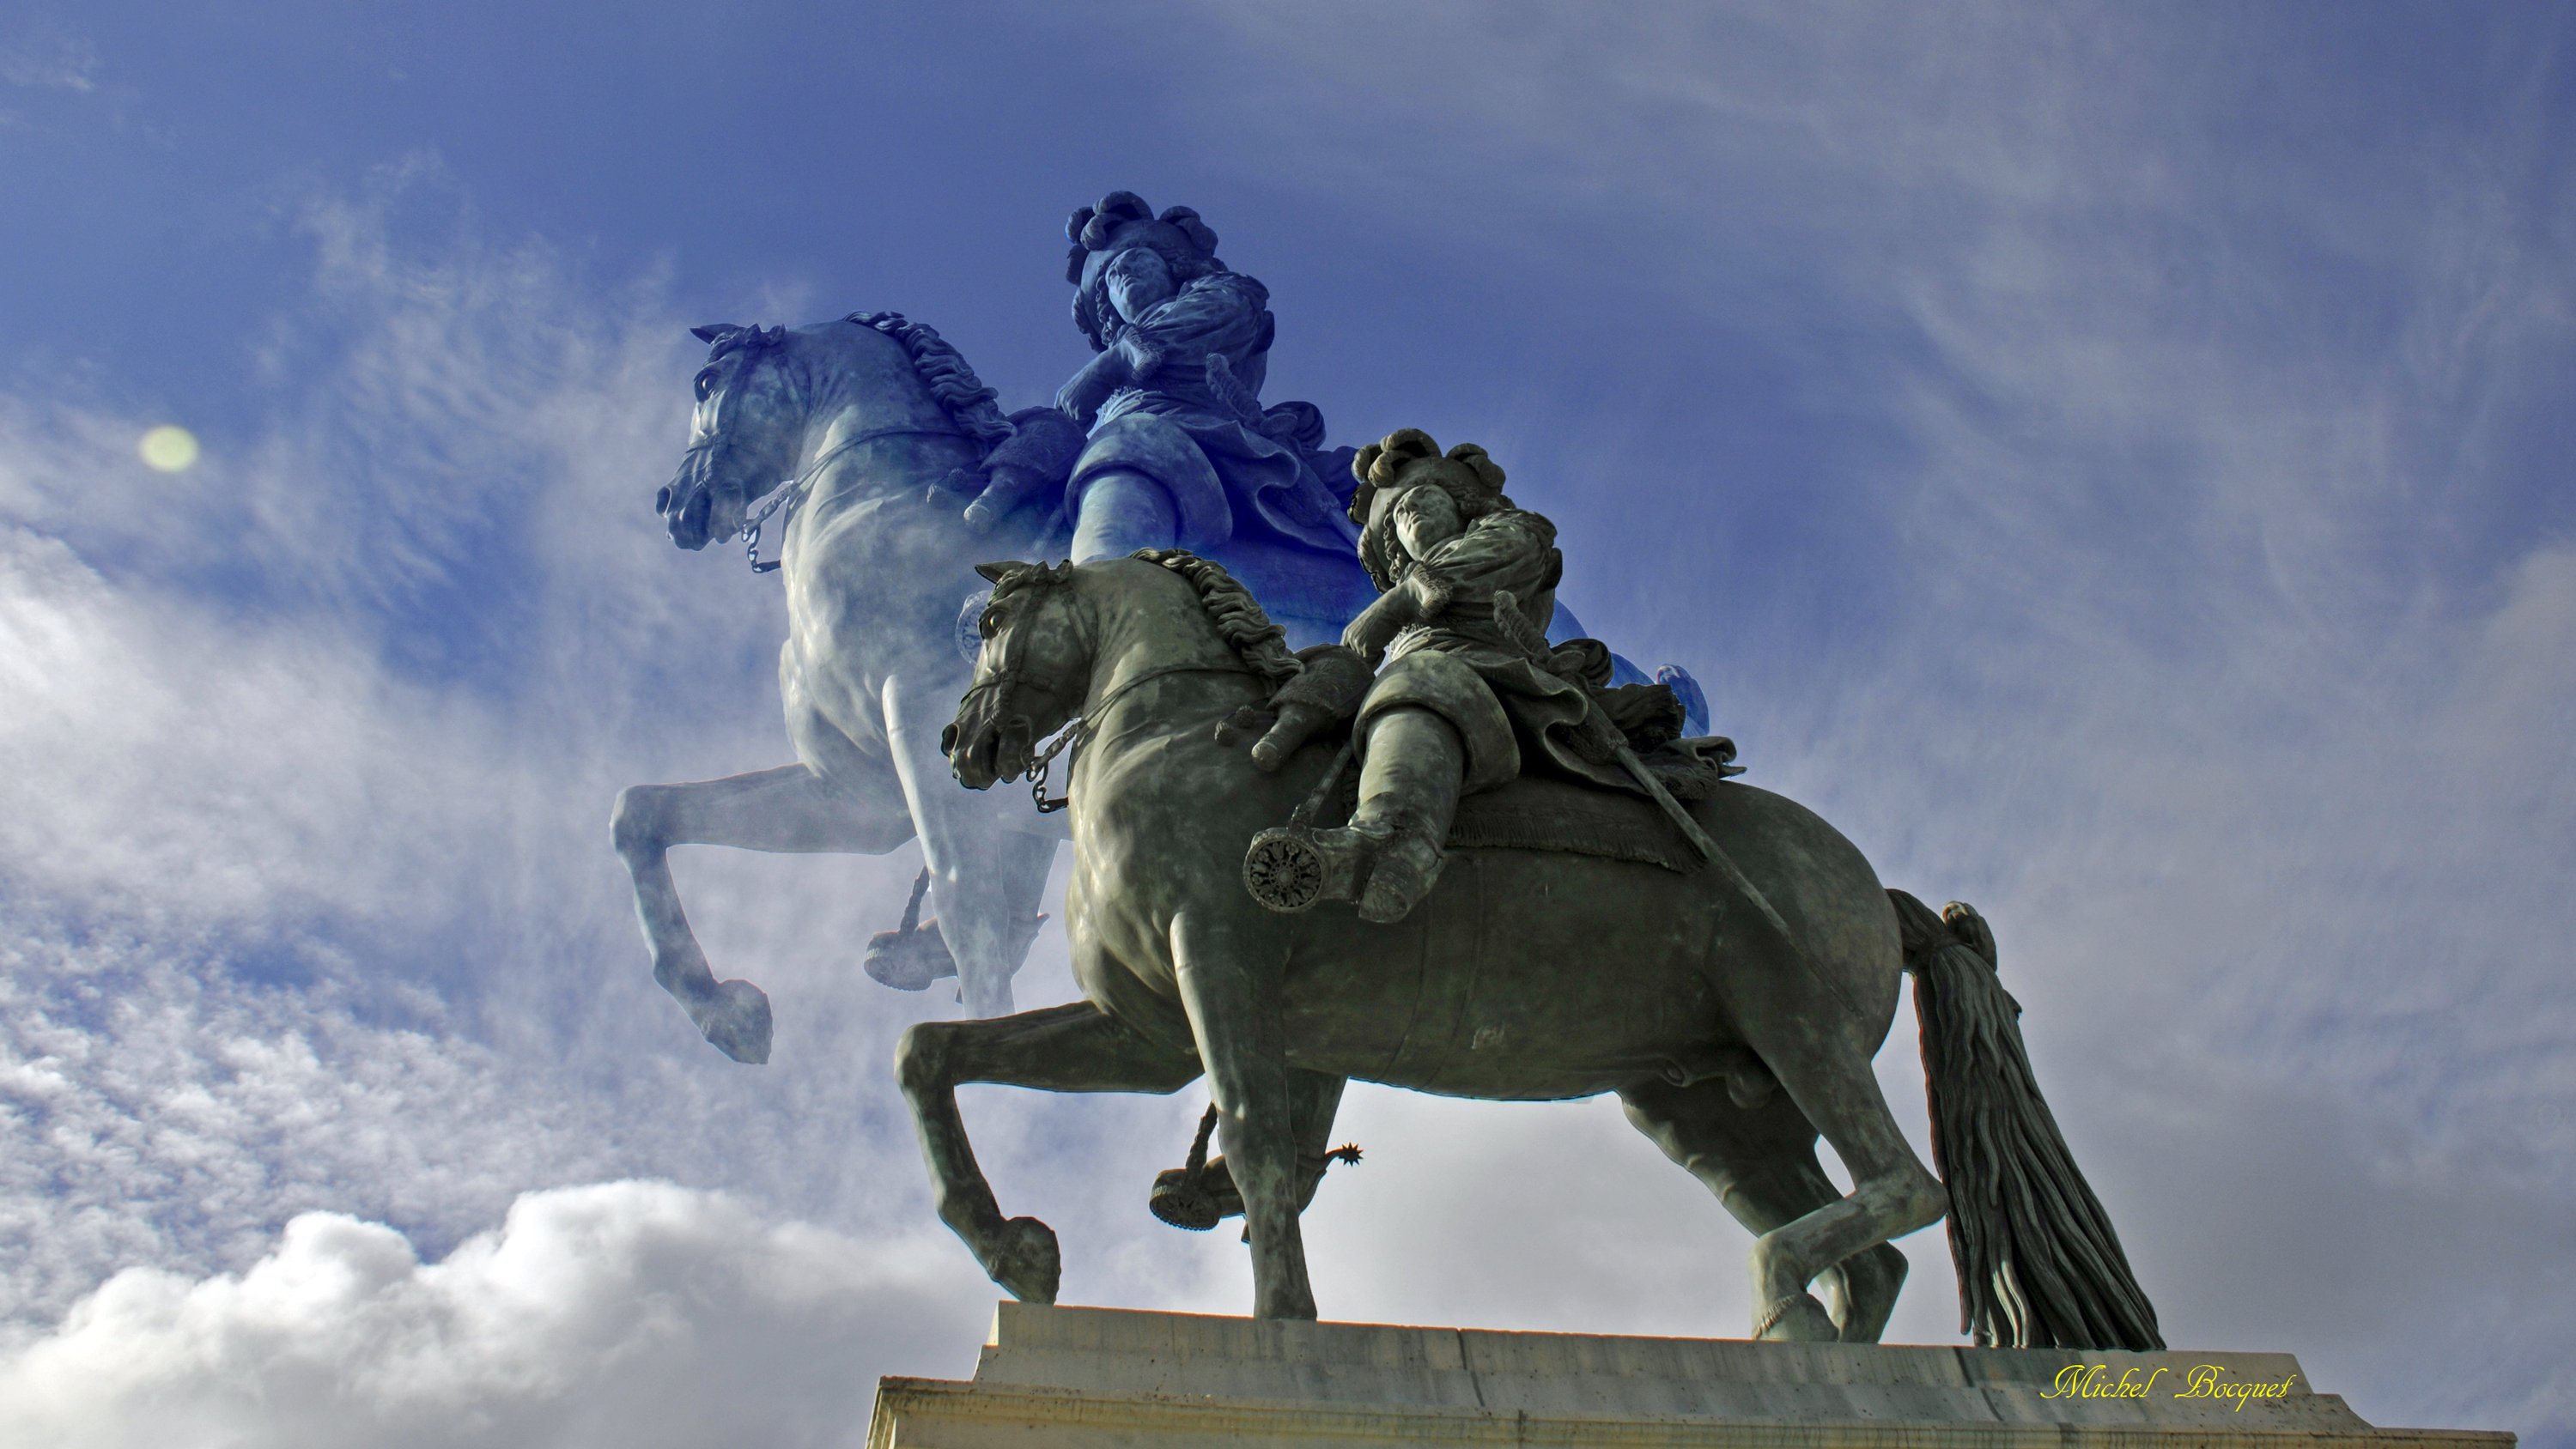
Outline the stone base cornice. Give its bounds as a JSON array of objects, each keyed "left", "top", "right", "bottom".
[{"left": 865, "top": 1303, "right": 2512, "bottom": 1449}]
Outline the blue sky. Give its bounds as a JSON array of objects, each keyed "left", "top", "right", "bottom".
[{"left": 3, "top": 5, "right": 2573, "bottom": 1446}]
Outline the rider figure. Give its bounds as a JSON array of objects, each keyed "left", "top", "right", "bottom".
[
  {"left": 1306, "top": 429, "right": 1685, "bottom": 924},
  {"left": 1044, "top": 192, "right": 1356, "bottom": 567}
]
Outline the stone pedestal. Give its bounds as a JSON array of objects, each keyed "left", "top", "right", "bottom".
[{"left": 866, "top": 1302, "right": 2511, "bottom": 1448}]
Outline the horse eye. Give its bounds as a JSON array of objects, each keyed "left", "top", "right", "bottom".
[
  {"left": 978, "top": 609, "right": 999, "bottom": 638},
  {"left": 694, "top": 371, "right": 715, "bottom": 402}
]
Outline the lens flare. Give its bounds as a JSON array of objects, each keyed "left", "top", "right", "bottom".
[{"left": 138, "top": 425, "right": 200, "bottom": 472}]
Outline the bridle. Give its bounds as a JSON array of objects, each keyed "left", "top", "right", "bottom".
[{"left": 676, "top": 322, "right": 969, "bottom": 574}]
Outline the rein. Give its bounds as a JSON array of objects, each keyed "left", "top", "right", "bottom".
[
  {"left": 971, "top": 660, "right": 1255, "bottom": 815},
  {"left": 736, "top": 423, "right": 969, "bottom": 573}
]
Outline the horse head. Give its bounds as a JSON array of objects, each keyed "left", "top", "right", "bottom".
[
  {"left": 944, "top": 559, "right": 1087, "bottom": 791},
  {"left": 659, "top": 323, "right": 797, "bottom": 550}
]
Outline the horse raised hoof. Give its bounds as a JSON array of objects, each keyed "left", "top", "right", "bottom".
[
  {"left": 1149, "top": 1164, "right": 1232, "bottom": 1231},
  {"left": 863, "top": 919, "right": 957, "bottom": 991},
  {"left": 693, "top": 978, "right": 774, "bottom": 1064},
  {"left": 1150, "top": 1148, "right": 1361, "bottom": 1234},
  {"left": 1753, "top": 1292, "right": 1838, "bottom": 1343},
  {"left": 990, "top": 1216, "right": 1061, "bottom": 1304}
]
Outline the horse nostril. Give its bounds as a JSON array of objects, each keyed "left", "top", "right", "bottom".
[
  {"left": 655, "top": 485, "right": 672, "bottom": 516},
  {"left": 939, "top": 724, "right": 958, "bottom": 755}
]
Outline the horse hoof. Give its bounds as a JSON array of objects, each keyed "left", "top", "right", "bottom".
[
  {"left": 697, "top": 979, "right": 774, "bottom": 1064},
  {"left": 1753, "top": 1292, "right": 1838, "bottom": 1343},
  {"left": 1149, "top": 1161, "right": 1241, "bottom": 1231},
  {"left": 992, "top": 1216, "right": 1060, "bottom": 1304},
  {"left": 863, "top": 920, "right": 957, "bottom": 991}
]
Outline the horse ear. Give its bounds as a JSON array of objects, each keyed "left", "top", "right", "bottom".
[
  {"left": 975, "top": 561, "right": 1022, "bottom": 585},
  {"left": 691, "top": 324, "right": 737, "bottom": 343}
]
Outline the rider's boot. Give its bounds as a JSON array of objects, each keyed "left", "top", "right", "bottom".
[
  {"left": 1070, "top": 469, "right": 1180, "bottom": 562},
  {"left": 1306, "top": 706, "right": 1465, "bottom": 924}
]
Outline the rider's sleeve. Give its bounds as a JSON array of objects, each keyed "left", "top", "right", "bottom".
[
  {"left": 1127, "top": 274, "right": 1273, "bottom": 366},
  {"left": 1414, "top": 510, "right": 1559, "bottom": 605}
]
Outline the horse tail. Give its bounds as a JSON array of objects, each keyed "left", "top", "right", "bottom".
[{"left": 1889, "top": 888, "right": 2165, "bottom": 1351}]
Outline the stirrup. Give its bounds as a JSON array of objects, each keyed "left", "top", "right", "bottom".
[{"left": 1243, "top": 823, "right": 1382, "bottom": 913}]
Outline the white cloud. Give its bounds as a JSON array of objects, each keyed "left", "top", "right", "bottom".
[
  {"left": 0, "top": 925, "right": 623, "bottom": 1331},
  {"left": 0, "top": 1180, "right": 993, "bottom": 1449}
]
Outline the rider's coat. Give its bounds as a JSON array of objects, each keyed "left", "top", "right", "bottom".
[
  {"left": 1356, "top": 506, "right": 1652, "bottom": 797},
  {"left": 1067, "top": 271, "right": 1357, "bottom": 556}
]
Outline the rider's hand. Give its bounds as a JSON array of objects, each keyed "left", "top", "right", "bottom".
[
  {"left": 1340, "top": 621, "right": 1395, "bottom": 667},
  {"left": 1250, "top": 702, "right": 1334, "bottom": 772},
  {"left": 1052, "top": 378, "right": 1093, "bottom": 419},
  {"left": 1112, "top": 331, "right": 1164, "bottom": 382},
  {"left": 1054, "top": 351, "right": 1127, "bottom": 423},
  {"left": 962, "top": 464, "right": 1049, "bottom": 534},
  {"left": 1400, "top": 562, "right": 1455, "bottom": 619},
  {"left": 1340, "top": 591, "right": 1410, "bottom": 666}
]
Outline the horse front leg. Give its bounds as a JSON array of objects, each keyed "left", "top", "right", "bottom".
[
  {"left": 611, "top": 762, "right": 914, "bottom": 1062},
  {"left": 896, "top": 1001, "right": 1201, "bottom": 1300},
  {"left": 1171, "top": 908, "right": 1315, "bottom": 1319},
  {"left": 883, "top": 674, "right": 1063, "bottom": 1019}
]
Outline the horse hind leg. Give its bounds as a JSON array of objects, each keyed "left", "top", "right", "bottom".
[
  {"left": 1619, "top": 1078, "right": 1909, "bottom": 1343},
  {"left": 1727, "top": 1016, "right": 1947, "bottom": 1343},
  {"left": 884, "top": 676, "right": 1060, "bottom": 1018}
]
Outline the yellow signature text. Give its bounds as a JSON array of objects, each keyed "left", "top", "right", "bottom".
[
  {"left": 2040, "top": 1364, "right": 2300, "bottom": 1411},
  {"left": 2172, "top": 1364, "right": 2300, "bottom": 1411},
  {"left": 2041, "top": 1365, "right": 2167, "bottom": 1399}
]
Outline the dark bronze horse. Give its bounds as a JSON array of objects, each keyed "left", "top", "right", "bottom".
[{"left": 920, "top": 553, "right": 2160, "bottom": 1346}]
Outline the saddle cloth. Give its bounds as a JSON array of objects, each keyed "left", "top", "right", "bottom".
[
  {"left": 1317, "top": 737, "right": 1741, "bottom": 875},
  {"left": 1449, "top": 775, "right": 1700, "bottom": 873}
]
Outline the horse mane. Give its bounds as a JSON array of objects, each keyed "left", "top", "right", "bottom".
[
  {"left": 847, "top": 312, "right": 1014, "bottom": 446},
  {"left": 982, "top": 550, "right": 1303, "bottom": 687},
  {"left": 1133, "top": 549, "right": 1303, "bottom": 686}
]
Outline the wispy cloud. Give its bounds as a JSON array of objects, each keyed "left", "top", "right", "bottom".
[
  {"left": 0, "top": 925, "right": 620, "bottom": 1331},
  {"left": 0, "top": 29, "right": 97, "bottom": 94}
]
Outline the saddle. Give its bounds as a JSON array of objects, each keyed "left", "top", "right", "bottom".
[
  {"left": 1222, "top": 644, "right": 1744, "bottom": 875},
  {"left": 1303, "top": 738, "right": 1743, "bottom": 874}
]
